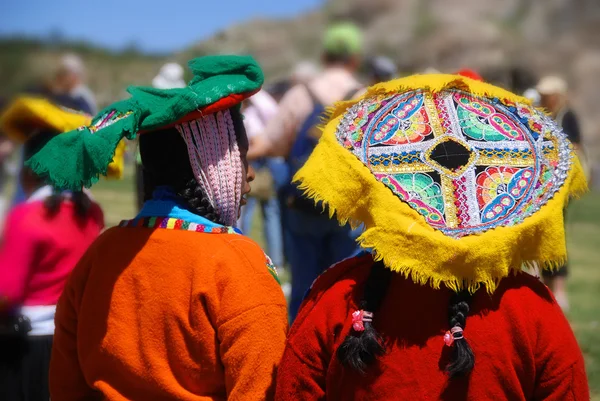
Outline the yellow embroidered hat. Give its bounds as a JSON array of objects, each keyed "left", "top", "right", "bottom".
[
  {"left": 295, "top": 74, "right": 587, "bottom": 293},
  {"left": 0, "top": 96, "right": 91, "bottom": 143},
  {"left": 0, "top": 96, "right": 125, "bottom": 180}
]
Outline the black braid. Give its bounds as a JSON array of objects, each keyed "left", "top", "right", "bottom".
[
  {"left": 175, "top": 178, "right": 221, "bottom": 224},
  {"left": 43, "top": 190, "right": 92, "bottom": 219},
  {"left": 71, "top": 191, "right": 92, "bottom": 218},
  {"left": 446, "top": 291, "right": 475, "bottom": 378},
  {"left": 336, "top": 260, "right": 393, "bottom": 373},
  {"left": 43, "top": 193, "right": 62, "bottom": 217}
]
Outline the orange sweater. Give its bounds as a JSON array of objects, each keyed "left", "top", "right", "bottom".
[{"left": 50, "top": 226, "right": 288, "bottom": 401}]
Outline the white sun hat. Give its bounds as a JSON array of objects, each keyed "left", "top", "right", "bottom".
[
  {"left": 152, "top": 63, "right": 186, "bottom": 89},
  {"left": 536, "top": 76, "right": 568, "bottom": 96}
]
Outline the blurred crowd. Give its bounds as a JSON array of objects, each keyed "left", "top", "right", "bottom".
[{"left": 0, "top": 20, "right": 591, "bottom": 401}]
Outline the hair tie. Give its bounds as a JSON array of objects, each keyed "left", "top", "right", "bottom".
[
  {"left": 443, "top": 326, "right": 464, "bottom": 346},
  {"left": 352, "top": 310, "right": 373, "bottom": 332}
]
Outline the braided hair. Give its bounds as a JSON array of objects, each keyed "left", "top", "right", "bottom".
[
  {"left": 140, "top": 126, "right": 221, "bottom": 224},
  {"left": 43, "top": 190, "right": 91, "bottom": 218},
  {"left": 139, "top": 106, "right": 246, "bottom": 224},
  {"left": 336, "top": 260, "right": 475, "bottom": 378},
  {"left": 336, "top": 261, "right": 393, "bottom": 373},
  {"left": 446, "top": 291, "right": 475, "bottom": 377}
]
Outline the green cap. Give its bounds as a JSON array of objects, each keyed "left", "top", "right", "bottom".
[
  {"left": 26, "top": 55, "right": 264, "bottom": 191},
  {"left": 323, "top": 22, "right": 363, "bottom": 56}
]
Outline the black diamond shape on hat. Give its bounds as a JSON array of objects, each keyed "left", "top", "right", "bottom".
[{"left": 429, "top": 139, "right": 472, "bottom": 171}]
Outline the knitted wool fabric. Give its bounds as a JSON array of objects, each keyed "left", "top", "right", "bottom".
[
  {"left": 176, "top": 110, "right": 242, "bottom": 226},
  {"left": 26, "top": 55, "right": 263, "bottom": 191},
  {"left": 0, "top": 96, "right": 126, "bottom": 181}
]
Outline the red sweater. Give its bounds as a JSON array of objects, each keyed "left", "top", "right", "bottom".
[
  {"left": 0, "top": 199, "right": 104, "bottom": 308},
  {"left": 276, "top": 254, "right": 589, "bottom": 401}
]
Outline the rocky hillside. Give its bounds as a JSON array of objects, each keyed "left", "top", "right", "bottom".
[
  {"left": 1, "top": 0, "right": 599, "bottom": 163},
  {"left": 0, "top": 39, "right": 166, "bottom": 106},
  {"left": 187, "top": 0, "right": 600, "bottom": 165}
]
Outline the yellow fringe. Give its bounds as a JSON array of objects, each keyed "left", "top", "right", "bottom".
[
  {"left": 105, "top": 139, "right": 126, "bottom": 180},
  {"left": 294, "top": 75, "right": 588, "bottom": 294},
  {"left": 0, "top": 96, "right": 125, "bottom": 181},
  {"left": 328, "top": 74, "right": 532, "bottom": 122},
  {"left": 0, "top": 96, "right": 91, "bottom": 143}
]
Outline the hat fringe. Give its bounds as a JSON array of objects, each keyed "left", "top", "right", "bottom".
[
  {"left": 327, "top": 74, "right": 532, "bottom": 122},
  {"left": 293, "top": 97, "right": 588, "bottom": 293},
  {"left": 26, "top": 104, "right": 138, "bottom": 190}
]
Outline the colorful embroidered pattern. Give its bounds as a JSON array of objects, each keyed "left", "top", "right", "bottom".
[
  {"left": 336, "top": 89, "right": 572, "bottom": 238},
  {"left": 265, "top": 254, "right": 280, "bottom": 283},
  {"left": 119, "top": 216, "right": 281, "bottom": 282},
  {"left": 119, "top": 216, "right": 237, "bottom": 234},
  {"left": 85, "top": 110, "right": 133, "bottom": 133}
]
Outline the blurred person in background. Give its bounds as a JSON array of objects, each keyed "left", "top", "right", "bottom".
[
  {"left": 264, "top": 79, "right": 294, "bottom": 286},
  {"left": 0, "top": 104, "right": 104, "bottom": 401},
  {"left": 0, "top": 96, "right": 15, "bottom": 227},
  {"left": 238, "top": 89, "right": 285, "bottom": 270},
  {"left": 0, "top": 136, "right": 15, "bottom": 230},
  {"left": 9, "top": 55, "right": 96, "bottom": 208},
  {"left": 248, "top": 22, "right": 364, "bottom": 320},
  {"left": 135, "top": 62, "right": 187, "bottom": 211},
  {"left": 151, "top": 62, "right": 186, "bottom": 89},
  {"left": 366, "top": 55, "right": 398, "bottom": 85},
  {"left": 28, "top": 56, "right": 287, "bottom": 400},
  {"left": 266, "top": 79, "right": 292, "bottom": 103},
  {"left": 509, "top": 68, "right": 541, "bottom": 107},
  {"left": 291, "top": 60, "right": 320, "bottom": 85},
  {"left": 537, "top": 76, "right": 581, "bottom": 150},
  {"left": 536, "top": 75, "right": 585, "bottom": 311},
  {"left": 523, "top": 88, "right": 541, "bottom": 107},
  {"left": 0, "top": 137, "right": 14, "bottom": 196},
  {"left": 54, "top": 53, "right": 97, "bottom": 115}
]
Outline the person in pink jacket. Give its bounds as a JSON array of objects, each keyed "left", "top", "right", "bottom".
[{"left": 0, "top": 129, "right": 104, "bottom": 401}]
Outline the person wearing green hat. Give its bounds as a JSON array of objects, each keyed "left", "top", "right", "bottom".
[
  {"left": 248, "top": 22, "right": 365, "bottom": 321},
  {"left": 27, "top": 55, "right": 288, "bottom": 400}
]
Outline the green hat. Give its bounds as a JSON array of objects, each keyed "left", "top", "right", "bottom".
[
  {"left": 323, "top": 22, "right": 363, "bottom": 56},
  {"left": 26, "top": 55, "right": 264, "bottom": 191}
]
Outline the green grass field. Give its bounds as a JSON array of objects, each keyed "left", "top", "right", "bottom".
[
  {"left": 92, "top": 167, "right": 600, "bottom": 399},
  {"left": 566, "top": 194, "right": 600, "bottom": 400}
]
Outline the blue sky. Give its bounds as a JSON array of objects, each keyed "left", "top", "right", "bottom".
[{"left": 0, "top": 0, "right": 324, "bottom": 53}]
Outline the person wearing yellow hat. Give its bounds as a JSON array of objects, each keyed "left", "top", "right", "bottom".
[
  {"left": 0, "top": 100, "right": 104, "bottom": 401},
  {"left": 275, "top": 74, "right": 588, "bottom": 399},
  {"left": 248, "top": 22, "right": 365, "bottom": 320}
]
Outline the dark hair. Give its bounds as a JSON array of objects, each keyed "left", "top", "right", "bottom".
[
  {"left": 446, "top": 291, "right": 475, "bottom": 377},
  {"left": 23, "top": 130, "right": 55, "bottom": 162},
  {"left": 43, "top": 190, "right": 91, "bottom": 218},
  {"left": 323, "top": 51, "right": 354, "bottom": 66},
  {"left": 139, "top": 106, "right": 246, "bottom": 224},
  {"left": 23, "top": 130, "right": 92, "bottom": 218},
  {"left": 266, "top": 79, "right": 292, "bottom": 102},
  {"left": 336, "top": 260, "right": 392, "bottom": 373},
  {"left": 336, "top": 260, "right": 475, "bottom": 378}
]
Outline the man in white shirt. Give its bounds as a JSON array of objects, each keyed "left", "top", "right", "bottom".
[
  {"left": 238, "top": 90, "right": 285, "bottom": 271},
  {"left": 56, "top": 54, "right": 98, "bottom": 114},
  {"left": 248, "top": 25, "right": 363, "bottom": 160}
]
